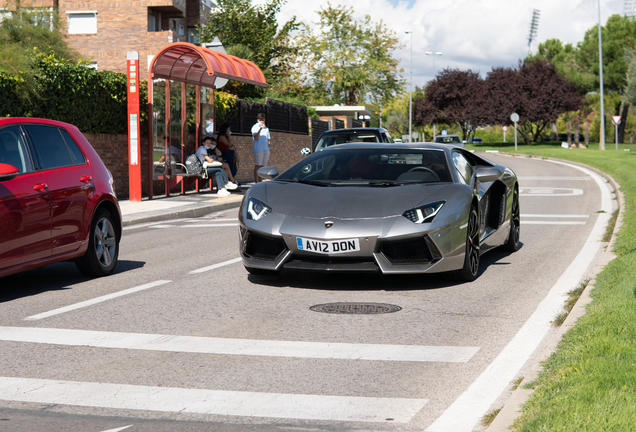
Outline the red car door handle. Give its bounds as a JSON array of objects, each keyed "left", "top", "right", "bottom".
[
  {"left": 33, "top": 183, "right": 47, "bottom": 192},
  {"left": 80, "top": 175, "right": 92, "bottom": 183}
]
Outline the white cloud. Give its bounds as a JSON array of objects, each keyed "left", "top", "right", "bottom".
[{"left": 257, "top": 0, "right": 625, "bottom": 90}]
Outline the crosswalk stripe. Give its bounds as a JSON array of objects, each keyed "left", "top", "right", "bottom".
[
  {"left": 522, "top": 221, "right": 586, "bottom": 225},
  {"left": 0, "top": 327, "right": 480, "bottom": 363},
  {"left": 0, "top": 377, "right": 427, "bottom": 423},
  {"left": 521, "top": 214, "right": 589, "bottom": 218}
]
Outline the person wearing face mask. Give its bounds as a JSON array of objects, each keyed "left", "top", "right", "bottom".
[
  {"left": 217, "top": 123, "right": 238, "bottom": 179},
  {"left": 196, "top": 136, "right": 238, "bottom": 197}
]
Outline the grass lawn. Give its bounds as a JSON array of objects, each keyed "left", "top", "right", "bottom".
[{"left": 466, "top": 142, "right": 636, "bottom": 430}]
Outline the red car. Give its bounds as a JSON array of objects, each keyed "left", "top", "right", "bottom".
[{"left": 0, "top": 118, "right": 121, "bottom": 278}]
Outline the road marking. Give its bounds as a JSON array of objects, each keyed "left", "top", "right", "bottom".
[
  {"left": 517, "top": 176, "right": 591, "bottom": 181},
  {"left": 0, "top": 326, "right": 480, "bottom": 363},
  {"left": 519, "top": 187, "right": 583, "bottom": 196},
  {"left": 100, "top": 427, "right": 133, "bottom": 432},
  {"left": 185, "top": 218, "right": 238, "bottom": 222},
  {"left": 521, "top": 214, "right": 589, "bottom": 218},
  {"left": 148, "top": 225, "right": 177, "bottom": 229},
  {"left": 425, "top": 159, "right": 613, "bottom": 432},
  {"left": 0, "top": 377, "right": 427, "bottom": 423},
  {"left": 522, "top": 221, "right": 586, "bottom": 225},
  {"left": 189, "top": 257, "right": 242, "bottom": 274},
  {"left": 179, "top": 224, "right": 238, "bottom": 227},
  {"left": 23, "top": 281, "right": 171, "bottom": 321}
]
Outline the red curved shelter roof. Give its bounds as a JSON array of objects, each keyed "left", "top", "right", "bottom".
[{"left": 149, "top": 42, "right": 267, "bottom": 88}]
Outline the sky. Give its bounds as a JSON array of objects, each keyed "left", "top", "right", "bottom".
[{"left": 255, "top": 0, "right": 628, "bottom": 91}]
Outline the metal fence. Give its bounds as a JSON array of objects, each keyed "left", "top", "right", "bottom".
[
  {"left": 311, "top": 118, "right": 329, "bottom": 150},
  {"left": 351, "top": 119, "right": 362, "bottom": 128},
  {"left": 227, "top": 98, "right": 308, "bottom": 136}
]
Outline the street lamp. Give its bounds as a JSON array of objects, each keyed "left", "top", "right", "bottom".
[
  {"left": 598, "top": 0, "right": 605, "bottom": 150},
  {"left": 405, "top": 30, "right": 413, "bottom": 142},
  {"left": 425, "top": 52, "right": 443, "bottom": 77}
]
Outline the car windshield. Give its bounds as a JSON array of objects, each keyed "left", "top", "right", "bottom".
[
  {"left": 315, "top": 132, "right": 380, "bottom": 150},
  {"left": 435, "top": 136, "right": 462, "bottom": 144},
  {"left": 277, "top": 148, "right": 452, "bottom": 186}
]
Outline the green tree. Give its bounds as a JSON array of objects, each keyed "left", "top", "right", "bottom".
[
  {"left": 0, "top": 4, "right": 78, "bottom": 101},
  {"left": 196, "top": 0, "right": 298, "bottom": 98},
  {"left": 296, "top": 3, "right": 405, "bottom": 106}
]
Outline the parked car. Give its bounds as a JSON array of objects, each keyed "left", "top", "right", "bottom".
[
  {"left": 469, "top": 137, "right": 483, "bottom": 143},
  {"left": 557, "top": 133, "right": 585, "bottom": 142},
  {"left": 434, "top": 134, "right": 465, "bottom": 147},
  {"left": 240, "top": 143, "right": 520, "bottom": 281},
  {"left": 314, "top": 128, "right": 394, "bottom": 152},
  {"left": 0, "top": 118, "right": 122, "bottom": 278}
]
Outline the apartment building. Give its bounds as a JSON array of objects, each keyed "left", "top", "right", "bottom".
[{"left": 0, "top": 0, "right": 214, "bottom": 73}]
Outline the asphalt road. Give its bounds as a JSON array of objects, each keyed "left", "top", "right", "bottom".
[{"left": 0, "top": 153, "right": 614, "bottom": 432}]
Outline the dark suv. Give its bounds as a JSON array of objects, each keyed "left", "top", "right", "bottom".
[{"left": 314, "top": 128, "right": 394, "bottom": 152}]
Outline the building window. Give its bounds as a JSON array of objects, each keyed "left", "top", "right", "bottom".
[
  {"left": 148, "top": 9, "right": 161, "bottom": 32},
  {"left": 66, "top": 11, "right": 97, "bottom": 34},
  {"left": 178, "top": 24, "right": 184, "bottom": 36}
]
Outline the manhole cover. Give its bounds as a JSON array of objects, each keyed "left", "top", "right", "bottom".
[{"left": 310, "top": 302, "right": 402, "bottom": 314}]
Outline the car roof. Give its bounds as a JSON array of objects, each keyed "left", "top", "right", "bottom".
[
  {"left": 320, "top": 128, "right": 388, "bottom": 135},
  {"left": 320, "top": 142, "right": 462, "bottom": 152}
]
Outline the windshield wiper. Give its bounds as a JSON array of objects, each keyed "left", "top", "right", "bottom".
[
  {"left": 367, "top": 181, "right": 404, "bottom": 187},
  {"left": 277, "top": 178, "right": 331, "bottom": 187}
]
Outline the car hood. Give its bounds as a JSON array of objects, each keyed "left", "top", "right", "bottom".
[{"left": 261, "top": 181, "right": 453, "bottom": 219}]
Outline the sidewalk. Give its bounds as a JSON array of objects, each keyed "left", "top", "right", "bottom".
[{"left": 118, "top": 188, "right": 246, "bottom": 227}]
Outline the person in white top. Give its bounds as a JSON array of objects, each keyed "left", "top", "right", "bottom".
[
  {"left": 196, "top": 136, "right": 238, "bottom": 196},
  {"left": 251, "top": 112, "right": 271, "bottom": 183}
]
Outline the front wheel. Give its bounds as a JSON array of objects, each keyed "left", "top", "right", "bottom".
[
  {"left": 503, "top": 188, "right": 520, "bottom": 252},
  {"left": 454, "top": 206, "right": 480, "bottom": 282},
  {"left": 76, "top": 209, "right": 119, "bottom": 277}
]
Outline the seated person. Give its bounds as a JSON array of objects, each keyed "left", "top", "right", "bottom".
[
  {"left": 196, "top": 136, "right": 238, "bottom": 197},
  {"left": 205, "top": 135, "right": 238, "bottom": 185}
]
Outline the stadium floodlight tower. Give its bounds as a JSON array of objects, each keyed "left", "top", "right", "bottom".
[{"left": 528, "top": 9, "right": 541, "bottom": 55}]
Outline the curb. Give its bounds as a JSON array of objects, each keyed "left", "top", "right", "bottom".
[
  {"left": 121, "top": 199, "right": 243, "bottom": 227},
  {"left": 485, "top": 158, "right": 624, "bottom": 431}
]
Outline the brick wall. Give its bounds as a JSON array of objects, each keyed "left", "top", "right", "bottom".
[
  {"left": 82, "top": 131, "right": 310, "bottom": 199},
  {"left": 58, "top": 0, "right": 188, "bottom": 74}
]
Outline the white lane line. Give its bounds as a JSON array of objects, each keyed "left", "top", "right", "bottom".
[
  {"left": 522, "top": 221, "right": 586, "bottom": 225},
  {"left": 185, "top": 218, "right": 238, "bottom": 222},
  {"left": 521, "top": 214, "right": 589, "bottom": 218},
  {"left": 0, "top": 327, "right": 480, "bottom": 363},
  {"left": 189, "top": 257, "right": 242, "bottom": 274},
  {"left": 149, "top": 225, "right": 177, "bottom": 229},
  {"left": 100, "top": 427, "right": 133, "bottom": 432},
  {"left": 179, "top": 224, "right": 238, "bottom": 227},
  {"left": 425, "top": 159, "right": 613, "bottom": 432},
  {"left": 519, "top": 187, "right": 584, "bottom": 196},
  {"left": 518, "top": 176, "right": 591, "bottom": 180},
  {"left": 0, "top": 377, "right": 427, "bottom": 423},
  {"left": 23, "top": 281, "right": 171, "bottom": 321}
]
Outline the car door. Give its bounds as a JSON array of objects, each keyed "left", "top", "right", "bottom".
[
  {"left": 24, "top": 125, "right": 94, "bottom": 256},
  {"left": 0, "top": 125, "right": 52, "bottom": 270}
]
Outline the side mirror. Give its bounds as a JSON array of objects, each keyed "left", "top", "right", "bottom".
[
  {"left": 257, "top": 166, "right": 279, "bottom": 181},
  {"left": 475, "top": 167, "right": 503, "bottom": 183},
  {"left": 300, "top": 147, "right": 311, "bottom": 156},
  {"left": 0, "top": 163, "right": 19, "bottom": 182}
]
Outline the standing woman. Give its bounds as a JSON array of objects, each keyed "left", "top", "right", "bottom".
[{"left": 217, "top": 124, "right": 238, "bottom": 179}]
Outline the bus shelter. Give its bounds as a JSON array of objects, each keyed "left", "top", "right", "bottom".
[{"left": 147, "top": 42, "right": 267, "bottom": 198}]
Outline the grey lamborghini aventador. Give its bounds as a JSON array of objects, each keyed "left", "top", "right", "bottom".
[{"left": 239, "top": 143, "right": 520, "bottom": 281}]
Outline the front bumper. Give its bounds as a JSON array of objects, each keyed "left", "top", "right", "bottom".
[{"left": 239, "top": 223, "right": 461, "bottom": 274}]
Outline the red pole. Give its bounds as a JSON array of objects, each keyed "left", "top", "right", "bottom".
[
  {"left": 165, "top": 79, "right": 171, "bottom": 197},
  {"left": 127, "top": 52, "right": 142, "bottom": 201}
]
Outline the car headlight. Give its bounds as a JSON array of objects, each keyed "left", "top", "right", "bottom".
[
  {"left": 403, "top": 201, "right": 445, "bottom": 224},
  {"left": 246, "top": 197, "right": 272, "bottom": 221}
]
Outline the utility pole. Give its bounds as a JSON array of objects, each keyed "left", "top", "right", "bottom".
[{"left": 598, "top": 0, "right": 606, "bottom": 150}]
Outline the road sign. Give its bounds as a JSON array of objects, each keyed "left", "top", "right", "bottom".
[
  {"left": 442, "top": 130, "right": 448, "bottom": 135},
  {"left": 510, "top": 113, "right": 519, "bottom": 123},
  {"left": 502, "top": 126, "right": 508, "bottom": 131},
  {"left": 612, "top": 115, "right": 622, "bottom": 126},
  {"left": 411, "top": 132, "right": 419, "bottom": 139}
]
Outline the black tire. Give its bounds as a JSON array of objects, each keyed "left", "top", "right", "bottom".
[
  {"left": 454, "top": 206, "right": 480, "bottom": 282},
  {"left": 76, "top": 209, "right": 119, "bottom": 277},
  {"left": 245, "top": 266, "right": 279, "bottom": 276},
  {"left": 503, "top": 188, "right": 520, "bottom": 252}
]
